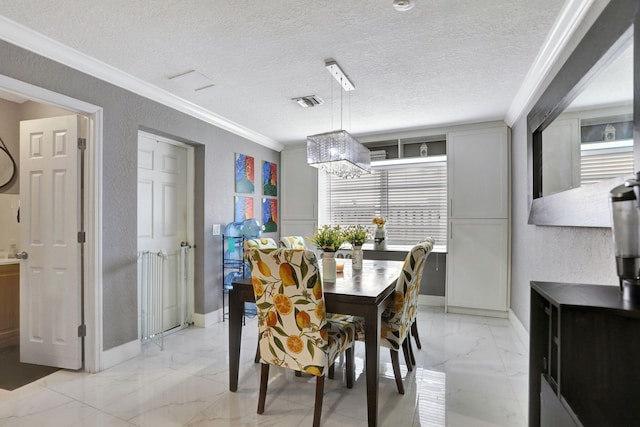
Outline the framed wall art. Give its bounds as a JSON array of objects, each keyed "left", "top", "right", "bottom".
[
  {"left": 262, "top": 160, "right": 277, "bottom": 196},
  {"left": 262, "top": 198, "right": 278, "bottom": 233},
  {"left": 234, "top": 196, "right": 254, "bottom": 222},
  {"left": 235, "top": 153, "right": 254, "bottom": 194}
]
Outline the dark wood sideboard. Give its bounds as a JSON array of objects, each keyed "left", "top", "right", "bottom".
[{"left": 530, "top": 281, "right": 640, "bottom": 427}]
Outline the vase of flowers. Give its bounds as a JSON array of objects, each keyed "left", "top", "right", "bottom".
[
  {"left": 372, "top": 216, "right": 387, "bottom": 250},
  {"left": 345, "top": 225, "right": 370, "bottom": 270},
  {"left": 308, "top": 225, "right": 346, "bottom": 282}
]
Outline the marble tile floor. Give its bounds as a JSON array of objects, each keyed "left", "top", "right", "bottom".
[{"left": 0, "top": 306, "right": 529, "bottom": 426}]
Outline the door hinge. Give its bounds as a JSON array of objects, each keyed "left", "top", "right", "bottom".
[
  {"left": 77, "top": 324, "right": 86, "bottom": 337},
  {"left": 78, "top": 231, "right": 86, "bottom": 243},
  {"left": 78, "top": 138, "right": 87, "bottom": 151}
]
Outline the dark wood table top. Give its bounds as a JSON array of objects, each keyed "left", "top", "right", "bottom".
[{"left": 233, "top": 259, "right": 403, "bottom": 304}]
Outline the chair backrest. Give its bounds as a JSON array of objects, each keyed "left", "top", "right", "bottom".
[
  {"left": 244, "top": 237, "right": 278, "bottom": 250},
  {"left": 383, "top": 237, "right": 434, "bottom": 349},
  {"left": 246, "top": 248, "right": 332, "bottom": 375},
  {"left": 279, "top": 235, "right": 306, "bottom": 249}
]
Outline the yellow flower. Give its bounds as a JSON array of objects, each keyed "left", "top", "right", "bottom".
[{"left": 372, "top": 217, "right": 386, "bottom": 228}]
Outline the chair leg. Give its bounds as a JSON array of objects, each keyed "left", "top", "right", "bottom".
[
  {"left": 411, "top": 320, "right": 422, "bottom": 350},
  {"left": 313, "top": 375, "right": 326, "bottom": 427},
  {"left": 328, "top": 364, "right": 335, "bottom": 379},
  {"left": 407, "top": 335, "right": 416, "bottom": 367},
  {"left": 346, "top": 347, "right": 355, "bottom": 389},
  {"left": 402, "top": 339, "right": 413, "bottom": 371},
  {"left": 257, "top": 363, "right": 269, "bottom": 414},
  {"left": 390, "top": 349, "right": 405, "bottom": 395},
  {"left": 254, "top": 343, "right": 260, "bottom": 363}
]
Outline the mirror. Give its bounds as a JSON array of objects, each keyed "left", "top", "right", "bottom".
[
  {"left": 541, "top": 40, "right": 633, "bottom": 196},
  {"left": 528, "top": 0, "right": 639, "bottom": 227}
]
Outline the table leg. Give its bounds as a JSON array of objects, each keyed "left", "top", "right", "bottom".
[
  {"left": 364, "top": 306, "right": 382, "bottom": 427},
  {"left": 229, "top": 288, "right": 244, "bottom": 392}
]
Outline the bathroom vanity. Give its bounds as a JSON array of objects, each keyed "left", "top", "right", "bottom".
[{"left": 0, "top": 260, "right": 19, "bottom": 349}]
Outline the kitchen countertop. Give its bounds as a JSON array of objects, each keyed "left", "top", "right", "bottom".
[{"left": 0, "top": 258, "right": 19, "bottom": 265}]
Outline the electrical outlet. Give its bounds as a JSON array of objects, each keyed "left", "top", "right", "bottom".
[{"left": 212, "top": 223, "right": 221, "bottom": 235}]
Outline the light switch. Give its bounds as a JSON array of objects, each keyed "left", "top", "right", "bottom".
[{"left": 212, "top": 223, "right": 221, "bottom": 235}]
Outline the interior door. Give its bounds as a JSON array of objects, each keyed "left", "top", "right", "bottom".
[
  {"left": 137, "top": 133, "right": 188, "bottom": 331},
  {"left": 19, "top": 115, "right": 82, "bottom": 369}
]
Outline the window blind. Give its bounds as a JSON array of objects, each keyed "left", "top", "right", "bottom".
[
  {"left": 318, "top": 160, "right": 447, "bottom": 246},
  {"left": 580, "top": 146, "right": 634, "bottom": 185}
]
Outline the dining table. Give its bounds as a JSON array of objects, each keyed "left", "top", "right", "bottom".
[{"left": 228, "top": 258, "right": 404, "bottom": 427}]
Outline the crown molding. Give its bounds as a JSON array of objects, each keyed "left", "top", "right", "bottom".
[
  {"left": 504, "top": 0, "right": 594, "bottom": 127},
  {"left": 0, "top": 16, "right": 283, "bottom": 152}
]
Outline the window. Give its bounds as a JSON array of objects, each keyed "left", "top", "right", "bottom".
[{"left": 318, "top": 157, "right": 447, "bottom": 247}]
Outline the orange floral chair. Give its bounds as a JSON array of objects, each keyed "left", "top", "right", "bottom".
[
  {"left": 355, "top": 237, "right": 434, "bottom": 394},
  {"left": 246, "top": 248, "right": 356, "bottom": 427},
  {"left": 279, "top": 235, "right": 307, "bottom": 249}
]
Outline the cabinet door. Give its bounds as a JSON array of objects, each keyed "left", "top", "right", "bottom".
[
  {"left": 281, "top": 146, "right": 317, "bottom": 221},
  {"left": 541, "top": 118, "right": 580, "bottom": 196},
  {"left": 447, "top": 126, "right": 509, "bottom": 218},
  {"left": 447, "top": 219, "right": 508, "bottom": 312}
]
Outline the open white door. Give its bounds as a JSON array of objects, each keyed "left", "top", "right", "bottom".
[
  {"left": 137, "top": 133, "right": 189, "bottom": 332},
  {"left": 19, "top": 115, "right": 82, "bottom": 370}
]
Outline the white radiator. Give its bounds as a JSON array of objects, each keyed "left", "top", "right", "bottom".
[{"left": 138, "top": 250, "right": 166, "bottom": 349}]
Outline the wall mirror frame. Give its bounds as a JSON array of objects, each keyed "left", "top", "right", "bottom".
[{"left": 528, "top": 0, "right": 640, "bottom": 227}]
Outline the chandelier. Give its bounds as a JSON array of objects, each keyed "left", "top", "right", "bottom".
[
  {"left": 307, "top": 129, "right": 371, "bottom": 178},
  {"left": 306, "top": 60, "right": 371, "bottom": 179}
]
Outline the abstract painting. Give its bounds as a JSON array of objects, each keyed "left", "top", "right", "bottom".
[
  {"left": 235, "top": 153, "right": 254, "bottom": 194},
  {"left": 234, "top": 196, "right": 254, "bottom": 222},
  {"left": 262, "top": 161, "right": 277, "bottom": 196},
  {"left": 262, "top": 198, "right": 278, "bottom": 233}
]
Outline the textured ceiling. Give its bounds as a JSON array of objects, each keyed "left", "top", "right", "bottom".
[{"left": 0, "top": 0, "right": 566, "bottom": 145}]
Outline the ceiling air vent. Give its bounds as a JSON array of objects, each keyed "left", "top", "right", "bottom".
[{"left": 292, "top": 95, "right": 324, "bottom": 108}]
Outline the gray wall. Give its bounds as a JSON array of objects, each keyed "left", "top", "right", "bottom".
[
  {"left": 509, "top": 0, "right": 619, "bottom": 330},
  {"left": 0, "top": 40, "right": 279, "bottom": 350}
]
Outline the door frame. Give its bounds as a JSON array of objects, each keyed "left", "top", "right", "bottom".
[
  {"left": 0, "top": 74, "right": 104, "bottom": 373},
  {"left": 137, "top": 130, "right": 195, "bottom": 336}
]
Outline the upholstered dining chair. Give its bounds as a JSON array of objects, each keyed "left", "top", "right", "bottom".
[
  {"left": 355, "top": 237, "right": 434, "bottom": 394},
  {"left": 246, "top": 248, "right": 356, "bottom": 427},
  {"left": 279, "top": 235, "right": 307, "bottom": 249},
  {"left": 244, "top": 237, "right": 278, "bottom": 250}
]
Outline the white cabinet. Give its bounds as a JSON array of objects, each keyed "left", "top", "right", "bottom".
[
  {"left": 281, "top": 145, "right": 317, "bottom": 237},
  {"left": 541, "top": 118, "right": 580, "bottom": 196},
  {"left": 446, "top": 124, "right": 510, "bottom": 316},
  {"left": 446, "top": 219, "right": 509, "bottom": 312},
  {"left": 447, "top": 126, "right": 509, "bottom": 219}
]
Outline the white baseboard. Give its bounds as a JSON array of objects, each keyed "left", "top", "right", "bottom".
[
  {"left": 101, "top": 339, "right": 141, "bottom": 370},
  {"left": 418, "top": 295, "right": 445, "bottom": 306},
  {"left": 508, "top": 309, "right": 529, "bottom": 349},
  {"left": 193, "top": 308, "right": 223, "bottom": 327},
  {"left": 446, "top": 305, "right": 509, "bottom": 318}
]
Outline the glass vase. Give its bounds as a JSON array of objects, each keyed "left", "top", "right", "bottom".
[
  {"left": 323, "top": 251, "right": 337, "bottom": 282},
  {"left": 352, "top": 245, "right": 363, "bottom": 270}
]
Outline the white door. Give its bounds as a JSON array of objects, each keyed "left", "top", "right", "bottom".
[
  {"left": 137, "top": 133, "right": 188, "bottom": 332},
  {"left": 19, "top": 115, "right": 82, "bottom": 369}
]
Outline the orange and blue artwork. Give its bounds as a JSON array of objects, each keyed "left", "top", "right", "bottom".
[
  {"left": 235, "top": 153, "right": 254, "bottom": 194},
  {"left": 234, "top": 196, "right": 254, "bottom": 222},
  {"left": 262, "top": 161, "right": 277, "bottom": 196},
  {"left": 262, "top": 198, "right": 278, "bottom": 233}
]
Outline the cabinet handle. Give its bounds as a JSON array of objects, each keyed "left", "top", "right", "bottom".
[{"left": 450, "top": 199, "right": 453, "bottom": 217}]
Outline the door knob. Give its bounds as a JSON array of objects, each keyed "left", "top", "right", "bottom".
[{"left": 15, "top": 251, "right": 28, "bottom": 260}]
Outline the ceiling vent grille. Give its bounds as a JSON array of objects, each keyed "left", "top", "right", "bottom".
[{"left": 292, "top": 95, "right": 324, "bottom": 108}]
